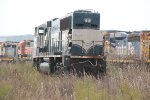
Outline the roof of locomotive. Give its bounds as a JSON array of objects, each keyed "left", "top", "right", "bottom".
[
  {"left": 101, "top": 30, "right": 127, "bottom": 33},
  {"left": 34, "top": 10, "right": 100, "bottom": 28},
  {"left": 128, "top": 33, "right": 140, "bottom": 37},
  {"left": 101, "top": 30, "right": 128, "bottom": 36},
  {"left": 141, "top": 30, "right": 150, "bottom": 32},
  {"left": 61, "top": 9, "right": 99, "bottom": 19},
  {"left": 73, "top": 9, "right": 99, "bottom": 13},
  {"left": 18, "top": 40, "right": 26, "bottom": 46},
  {"left": 0, "top": 41, "right": 17, "bottom": 47},
  {"left": 18, "top": 40, "right": 33, "bottom": 44},
  {"left": 36, "top": 23, "right": 47, "bottom": 28}
]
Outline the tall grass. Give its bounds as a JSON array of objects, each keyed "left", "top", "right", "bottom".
[{"left": 0, "top": 62, "right": 150, "bottom": 100}]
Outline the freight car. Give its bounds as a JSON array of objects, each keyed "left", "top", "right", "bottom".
[
  {"left": 33, "top": 10, "right": 106, "bottom": 75},
  {"left": 103, "top": 30, "right": 150, "bottom": 64},
  {"left": 17, "top": 40, "right": 33, "bottom": 61},
  {"left": 0, "top": 41, "right": 17, "bottom": 62},
  {"left": 140, "top": 30, "right": 150, "bottom": 63}
]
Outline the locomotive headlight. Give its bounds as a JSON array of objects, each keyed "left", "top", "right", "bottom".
[
  {"left": 84, "top": 18, "right": 88, "bottom": 23},
  {"left": 87, "top": 18, "right": 91, "bottom": 23},
  {"left": 84, "top": 18, "right": 91, "bottom": 23}
]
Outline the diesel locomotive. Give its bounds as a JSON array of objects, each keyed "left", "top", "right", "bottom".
[
  {"left": 0, "top": 40, "right": 33, "bottom": 62},
  {"left": 18, "top": 40, "right": 33, "bottom": 61},
  {"left": 0, "top": 41, "right": 17, "bottom": 62},
  {"left": 103, "top": 30, "right": 150, "bottom": 64},
  {"left": 32, "top": 10, "right": 106, "bottom": 75}
]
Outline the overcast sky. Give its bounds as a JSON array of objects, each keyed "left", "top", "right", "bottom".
[{"left": 0, "top": 0, "right": 149, "bottom": 36}]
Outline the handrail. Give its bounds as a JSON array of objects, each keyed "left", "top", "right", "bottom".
[{"left": 37, "top": 40, "right": 103, "bottom": 56}]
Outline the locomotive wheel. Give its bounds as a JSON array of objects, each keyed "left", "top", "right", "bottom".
[
  {"left": 34, "top": 58, "right": 44, "bottom": 71},
  {"left": 94, "top": 59, "right": 107, "bottom": 78},
  {"left": 50, "top": 61, "right": 55, "bottom": 73},
  {"left": 99, "top": 59, "right": 106, "bottom": 73},
  {"left": 66, "top": 59, "right": 107, "bottom": 77},
  {"left": 50, "top": 58, "right": 64, "bottom": 74},
  {"left": 55, "top": 62, "right": 64, "bottom": 74}
]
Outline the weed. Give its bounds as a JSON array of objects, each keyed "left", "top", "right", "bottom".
[
  {"left": 0, "top": 62, "right": 150, "bottom": 100},
  {"left": 0, "top": 82, "right": 13, "bottom": 100}
]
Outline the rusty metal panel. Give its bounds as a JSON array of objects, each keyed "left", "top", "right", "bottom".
[{"left": 141, "top": 31, "right": 150, "bottom": 61}]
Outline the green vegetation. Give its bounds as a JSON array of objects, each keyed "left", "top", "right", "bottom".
[
  {"left": 15, "top": 63, "right": 41, "bottom": 88},
  {"left": 116, "top": 81, "right": 142, "bottom": 100},
  {"left": 74, "top": 77, "right": 112, "bottom": 100},
  {"left": 0, "top": 83, "right": 13, "bottom": 100},
  {"left": 0, "top": 62, "right": 150, "bottom": 100}
]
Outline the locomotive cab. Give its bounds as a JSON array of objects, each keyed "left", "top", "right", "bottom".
[{"left": 38, "top": 27, "right": 45, "bottom": 35}]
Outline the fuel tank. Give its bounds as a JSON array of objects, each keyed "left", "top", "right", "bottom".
[{"left": 39, "top": 62, "right": 50, "bottom": 73}]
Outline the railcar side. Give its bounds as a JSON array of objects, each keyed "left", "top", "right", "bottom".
[{"left": 103, "top": 30, "right": 150, "bottom": 64}]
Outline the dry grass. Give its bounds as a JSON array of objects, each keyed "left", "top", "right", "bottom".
[{"left": 0, "top": 62, "right": 150, "bottom": 100}]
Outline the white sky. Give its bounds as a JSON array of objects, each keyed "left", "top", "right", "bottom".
[{"left": 0, "top": 0, "right": 150, "bottom": 36}]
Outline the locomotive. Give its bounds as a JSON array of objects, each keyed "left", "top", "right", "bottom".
[
  {"left": 0, "top": 40, "right": 33, "bottom": 62},
  {"left": 17, "top": 40, "right": 34, "bottom": 61},
  {"left": 103, "top": 30, "right": 150, "bottom": 64},
  {"left": 33, "top": 10, "right": 106, "bottom": 75},
  {"left": 0, "top": 41, "right": 17, "bottom": 62}
]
